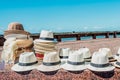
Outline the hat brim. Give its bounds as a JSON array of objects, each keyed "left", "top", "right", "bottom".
[
  {"left": 4, "top": 30, "right": 30, "bottom": 35},
  {"left": 34, "top": 49, "right": 57, "bottom": 53},
  {"left": 4, "top": 34, "right": 30, "bottom": 39},
  {"left": 11, "top": 63, "right": 39, "bottom": 72},
  {"left": 60, "top": 59, "right": 68, "bottom": 65},
  {"left": 87, "top": 64, "right": 115, "bottom": 72},
  {"left": 114, "top": 62, "right": 120, "bottom": 68},
  {"left": 113, "top": 54, "right": 119, "bottom": 60},
  {"left": 34, "top": 42, "right": 57, "bottom": 48},
  {"left": 61, "top": 63, "right": 86, "bottom": 71},
  {"left": 34, "top": 45, "right": 55, "bottom": 51},
  {"left": 37, "top": 64, "right": 60, "bottom": 72},
  {"left": 34, "top": 39, "right": 55, "bottom": 42}
]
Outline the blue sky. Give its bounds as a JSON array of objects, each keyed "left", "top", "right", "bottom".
[{"left": 0, "top": 0, "right": 120, "bottom": 34}]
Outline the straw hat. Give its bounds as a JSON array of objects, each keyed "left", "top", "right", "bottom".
[
  {"left": 78, "top": 47, "right": 91, "bottom": 59},
  {"left": 114, "top": 55, "right": 120, "bottom": 68},
  {"left": 35, "top": 30, "right": 55, "bottom": 42},
  {"left": 15, "top": 39, "right": 33, "bottom": 48},
  {"left": 87, "top": 51, "right": 115, "bottom": 72},
  {"left": 34, "top": 41, "right": 57, "bottom": 48},
  {"left": 59, "top": 48, "right": 70, "bottom": 64},
  {"left": 59, "top": 48, "right": 70, "bottom": 59},
  {"left": 61, "top": 51, "right": 86, "bottom": 71},
  {"left": 4, "top": 22, "right": 30, "bottom": 39},
  {"left": 11, "top": 52, "right": 39, "bottom": 72},
  {"left": 37, "top": 52, "right": 61, "bottom": 72},
  {"left": 99, "top": 48, "right": 113, "bottom": 59}
]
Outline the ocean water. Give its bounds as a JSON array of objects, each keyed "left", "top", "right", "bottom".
[{"left": 61, "top": 34, "right": 120, "bottom": 42}]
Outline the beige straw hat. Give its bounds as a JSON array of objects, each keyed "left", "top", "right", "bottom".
[
  {"left": 61, "top": 51, "right": 86, "bottom": 71},
  {"left": 37, "top": 52, "right": 61, "bottom": 72},
  {"left": 11, "top": 52, "right": 39, "bottom": 72},
  {"left": 4, "top": 22, "right": 30, "bottom": 39},
  {"left": 87, "top": 51, "right": 115, "bottom": 72}
]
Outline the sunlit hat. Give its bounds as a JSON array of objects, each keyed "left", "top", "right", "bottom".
[
  {"left": 37, "top": 52, "right": 61, "bottom": 72},
  {"left": 79, "top": 47, "right": 91, "bottom": 59},
  {"left": 59, "top": 48, "right": 70, "bottom": 64},
  {"left": 34, "top": 30, "right": 55, "bottom": 42},
  {"left": 4, "top": 22, "right": 30, "bottom": 39},
  {"left": 61, "top": 51, "right": 86, "bottom": 71},
  {"left": 87, "top": 51, "right": 115, "bottom": 72},
  {"left": 11, "top": 52, "right": 39, "bottom": 72},
  {"left": 99, "top": 48, "right": 113, "bottom": 58},
  {"left": 59, "top": 48, "right": 70, "bottom": 59}
]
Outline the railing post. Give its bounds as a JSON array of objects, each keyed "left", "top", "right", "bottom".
[
  {"left": 92, "top": 34, "right": 96, "bottom": 39},
  {"left": 105, "top": 32, "right": 109, "bottom": 38},
  {"left": 57, "top": 36, "right": 61, "bottom": 42},
  {"left": 76, "top": 35, "right": 81, "bottom": 40},
  {"left": 113, "top": 31, "right": 117, "bottom": 38}
]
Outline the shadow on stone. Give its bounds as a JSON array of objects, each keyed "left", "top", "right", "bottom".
[
  {"left": 68, "top": 70, "right": 84, "bottom": 74},
  {"left": 16, "top": 70, "right": 32, "bottom": 75},
  {"left": 40, "top": 70, "right": 58, "bottom": 75},
  {"left": 92, "top": 70, "right": 114, "bottom": 78}
]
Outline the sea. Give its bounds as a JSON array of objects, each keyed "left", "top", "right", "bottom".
[
  {"left": 1, "top": 32, "right": 120, "bottom": 42},
  {"left": 61, "top": 34, "right": 120, "bottom": 42}
]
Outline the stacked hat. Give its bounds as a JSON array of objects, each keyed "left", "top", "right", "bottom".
[
  {"left": 87, "top": 51, "right": 115, "bottom": 72},
  {"left": 4, "top": 22, "right": 31, "bottom": 39},
  {"left": 34, "top": 30, "right": 57, "bottom": 60},
  {"left": 1, "top": 22, "right": 33, "bottom": 64},
  {"left": 37, "top": 52, "right": 61, "bottom": 72},
  {"left": 11, "top": 52, "right": 39, "bottom": 72}
]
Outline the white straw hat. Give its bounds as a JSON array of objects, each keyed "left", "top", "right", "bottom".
[
  {"left": 59, "top": 48, "right": 70, "bottom": 64},
  {"left": 99, "top": 48, "right": 113, "bottom": 59},
  {"left": 61, "top": 51, "right": 86, "bottom": 71},
  {"left": 87, "top": 51, "right": 115, "bottom": 72},
  {"left": 35, "top": 30, "right": 55, "bottom": 42},
  {"left": 37, "top": 52, "right": 61, "bottom": 72},
  {"left": 78, "top": 47, "right": 91, "bottom": 59},
  {"left": 59, "top": 48, "right": 70, "bottom": 59},
  {"left": 11, "top": 52, "right": 39, "bottom": 72}
]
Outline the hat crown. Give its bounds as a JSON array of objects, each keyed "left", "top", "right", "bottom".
[
  {"left": 40, "top": 30, "right": 53, "bottom": 38},
  {"left": 43, "top": 52, "right": 60, "bottom": 63},
  {"left": 68, "top": 51, "right": 84, "bottom": 62},
  {"left": 91, "top": 52, "right": 108, "bottom": 64},
  {"left": 19, "top": 52, "right": 37, "bottom": 63},
  {"left": 8, "top": 22, "right": 24, "bottom": 31},
  {"left": 59, "top": 48, "right": 70, "bottom": 57},
  {"left": 79, "top": 48, "right": 91, "bottom": 58},
  {"left": 99, "top": 48, "right": 112, "bottom": 58}
]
